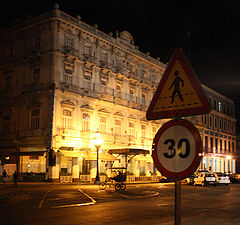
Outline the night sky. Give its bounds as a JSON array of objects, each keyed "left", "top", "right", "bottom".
[{"left": 1, "top": 0, "right": 240, "bottom": 131}]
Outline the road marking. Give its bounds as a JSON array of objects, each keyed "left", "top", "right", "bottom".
[
  {"left": 51, "top": 188, "right": 96, "bottom": 209},
  {"left": 118, "top": 191, "right": 159, "bottom": 199},
  {"left": 39, "top": 187, "right": 52, "bottom": 209}
]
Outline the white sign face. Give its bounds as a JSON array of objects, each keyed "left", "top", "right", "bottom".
[
  {"left": 152, "top": 119, "right": 202, "bottom": 179},
  {"left": 157, "top": 126, "right": 195, "bottom": 173}
]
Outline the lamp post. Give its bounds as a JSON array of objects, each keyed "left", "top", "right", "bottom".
[{"left": 94, "top": 131, "right": 103, "bottom": 184}]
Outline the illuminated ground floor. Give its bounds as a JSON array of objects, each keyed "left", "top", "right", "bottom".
[
  {"left": 199, "top": 154, "right": 236, "bottom": 174},
  {"left": 0, "top": 150, "right": 237, "bottom": 182}
]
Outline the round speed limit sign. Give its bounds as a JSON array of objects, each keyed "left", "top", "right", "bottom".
[{"left": 152, "top": 119, "right": 202, "bottom": 180}]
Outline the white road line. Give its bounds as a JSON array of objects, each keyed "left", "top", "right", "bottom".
[
  {"left": 39, "top": 188, "right": 52, "bottom": 209},
  {"left": 51, "top": 188, "right": 96, "bottom": 209}
]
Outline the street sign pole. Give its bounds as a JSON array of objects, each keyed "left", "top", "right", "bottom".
[
  {"left": 147, "top": 48, "right": 209, "bottom": 225},
  {"left": 175, "top": 179, "right": 181, "bottom": 225}
]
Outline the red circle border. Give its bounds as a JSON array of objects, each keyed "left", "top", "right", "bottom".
[{"left": 152, "top": 119, "right": 202, "bottom": 180}]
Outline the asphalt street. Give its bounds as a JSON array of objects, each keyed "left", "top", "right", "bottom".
[{"left": 0, "top": 182, "right": 240, "bottom": 225}]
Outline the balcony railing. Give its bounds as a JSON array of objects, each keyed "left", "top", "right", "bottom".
[
  {"left": 60, "top": 81, "right": 149, "bottom": 110},
  {"left": 21, "top": 82, "right": 47, "bottom": 94},
  {"left": 19, "top": 129, "right": 43, "bottom": 137}
]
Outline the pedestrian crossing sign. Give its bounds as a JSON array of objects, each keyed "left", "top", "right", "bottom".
[{"left": 146, "top": 48, "right": 210, "bottom": 120}]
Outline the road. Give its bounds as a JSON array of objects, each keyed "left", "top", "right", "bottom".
[{"left": 0, "top": 182, "right": 240, "bottom": 225}]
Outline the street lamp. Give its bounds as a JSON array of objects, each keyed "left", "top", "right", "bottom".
[{"left": 94, "top": 131, "right": 103, "bottom": 184}]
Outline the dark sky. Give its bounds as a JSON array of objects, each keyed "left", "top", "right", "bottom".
[{"left": 1, "top": 0, "right": 240, "bottom": 129}]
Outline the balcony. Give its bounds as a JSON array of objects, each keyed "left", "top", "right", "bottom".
[
  {"left": 128, "top": 101, "right": 140, "bottom": 110},
  {"left": 63, "top": 46, "right": 79, "bottom": 57},
  {"left": 19, "top": 129, "right": 43, "bottom": 138},
  {"left": 21, "top": 82, "right": 46, "bottom": 94},
  {"left": 83, "top": 54, "right": 97, "bottom": 64},
  {"left": 60, "top": 82, "right": 82, "bottom": 95},
  {"left": 58, "top": 128, "right": 81, "bottom": 138},
  {"left": 129, "top": 72, "right": 140, "bottom": 81}
]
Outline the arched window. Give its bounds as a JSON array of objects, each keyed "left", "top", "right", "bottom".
[
  {"left": 114, "top": 119, "right": 121, "bottom": 136},
  {"left": 82, "top": 113, "right": 90, "bottom": 132},
  {"left": 141, "top": 124, "right": 146, "bottom": 138},
  {"left": 99, "top": 116, "right": 107, "bottom": 133},
  {"left": 31, "top": 109, "right": 40, "bottom": 129},
  {"left": 128, "top": 122, "right": 135, "bottom": 137},
  {"left": 62, "top": 109, "right": 72, "bottom": 128}
]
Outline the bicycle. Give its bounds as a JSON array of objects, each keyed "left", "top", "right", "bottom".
[{"left": 99, "top": 180, "right": 126, "bottom": 191}]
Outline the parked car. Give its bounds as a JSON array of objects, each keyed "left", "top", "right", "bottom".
[
  {"left": 159, "top": 176, "right": 174, "bottom": 183},
  {"left": 196, "top": 169, "right": 209, "bottom": 175},
  {"left": 214, "top": 172, "right": 230, "bottom": 186},
  {"left": 194, "top": 173, "right": 217, "bottom": 186},
  {"left": 229, "top": 174, "right": 240, "bottom": 183},
  {"left": 185, "top": 174, "right": 197, "bottom": 185}
]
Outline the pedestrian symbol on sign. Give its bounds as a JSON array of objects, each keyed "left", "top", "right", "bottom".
[{"left": 168, "top": 70, "right": 184, "bottom": 104}]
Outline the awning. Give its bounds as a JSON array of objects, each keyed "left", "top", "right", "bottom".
[
  {"left": 59, "top": 150, "right": 82, "bottom": 157},
  {"left": 133, "top": 155, "right": 147, "bottom": 161},
  {"left": 108, "top": 148, "right": 150, "bottom": 155},
  {"left": 80, "top": 152, "right": 117, "bottom": 161},
  {"left": 133, "top": 155, "right": 153, "bottom": 162}
]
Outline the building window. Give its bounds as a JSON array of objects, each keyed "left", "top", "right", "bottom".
[
  {"left": 84, "top": 45, "right": 91, "bottom": 55},
  {"left": 100, "top": 52, "right": 107, "bottom": 64},
  {"left": 141, "top": 124, "right": 146, "bottom": 138},
  {"left": 215, "top": 138, "right": 218, "bottom": 153},
  {"left": 214, "top": 117, "right": 218, "bottom": 129},
  {"left": 228, "top": 141, "right": 231, "bottom": 152},
  {"left": 129, "top": 89, "right": 135, "bottom": 101},
  {"left": 82, "top": 113, "right": 90, "bottom": 132},
  {"left": 210, "top": 137, "right": 213, "bottom": 152},
  {"left": 214, "top": 100, "right": 217, "bottom": 110},
  {"left": 62, "top": 109, "right": 72, "bottom": 128},
  {"left": 218, "top": 101, "right": 221, "bottom": 112},
  {"left": 224, "top": 140, "right": 227, "bottom": 153},
  {"left": 115, "top": 59, "right": 121, "bottom": 68},
  {"left": 209, "top": 115, "right": 213, "bottom": 128},
  {"left": 114, "top": 119, "right": 121, "bottom": 136},
  {"left": 99, "top": 116, "right": 107, "bottom": 134},
  {"left": 3, "top": 115, "right": 10, "bottom": 131},
  {"left": 224, "top": 120, "right": 227, "bottom": 131},
  {"left": 31, "top": 109, "right": 40, "bottom": 129},
  {"left": 101, "top": 80, "right": 107, "bottom": 86},
  {"left": 32, "top": 66, "right": 40, "bottom": 83},
  {"left": 205, "top": 136, "right": 208, "bottom": 153},
  {"left": 232, "top": 142, "right": 235, "bottom": 152},
  {"left": 65, "top": 36, "right": 73, "bottom": 48},
  {"left": 128, "top": 122, "right": 135, "bottom": 137},
  {"left": 142, "top": 93, "right": 146, "bottom": 105},
  {"left": 219, "top": 119, "right": 222, "bottom": 130},
  {"left": 64, "top": 69, "right": 73, "bottom": 84},
  {"left": 115, "top": 84, "right": 122, "bottom": 98},
  {"left": 220, "top": 139, "right": 222, "bottom": 153}
]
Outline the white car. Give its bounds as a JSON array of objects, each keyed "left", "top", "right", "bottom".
[
  {"left": 214, "top": 172, "right": 230, "bottom": 186},
  {"left": 194, "top": 173, "right": 217, "bottom": 186}
]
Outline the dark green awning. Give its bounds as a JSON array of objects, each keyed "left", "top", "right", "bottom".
[{"left": 108, "top": 148, "right": 150, "bottom": 155}]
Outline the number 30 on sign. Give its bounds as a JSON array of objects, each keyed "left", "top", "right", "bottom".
[{"left": 152, "top": 119, "right": 202, "bottom": 180}]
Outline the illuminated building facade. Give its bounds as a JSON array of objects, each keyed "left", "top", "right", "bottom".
[
  {"left": 199, "top": 86, "right": 236, "bottom": 173},
  {"left": 0, "top": 5, "right": 236, "bottom": 181}
]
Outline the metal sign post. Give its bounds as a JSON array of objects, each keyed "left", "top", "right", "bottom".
[
  {"left": 151, "top": 119, "right": 202, "bottom": 225},
  {"left": 175, "top": 179, "right": 181, "bottom": 225}
]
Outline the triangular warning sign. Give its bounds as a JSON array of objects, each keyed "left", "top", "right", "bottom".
[{"left": 146, "top": 48, "right": 210, "bottom": 120}]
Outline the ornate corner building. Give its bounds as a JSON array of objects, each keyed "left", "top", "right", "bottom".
[{"left": 0, "top": 5, "right": 237, "bottom": 181}]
